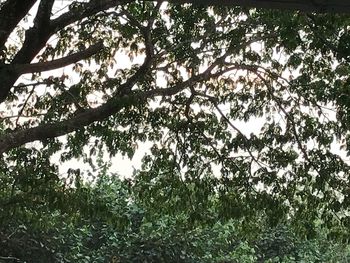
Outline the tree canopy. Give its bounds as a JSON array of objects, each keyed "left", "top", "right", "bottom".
[
  {"left": 156, "top": 0, "right": 350, "bottom": 14},
  {"left": 1, "top": 0, "right": 350, "bottom": 261}
]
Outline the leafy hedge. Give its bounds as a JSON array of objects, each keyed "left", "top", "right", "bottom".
[{"left": 1, "top": 173, "right": 349, "bottom": 262}]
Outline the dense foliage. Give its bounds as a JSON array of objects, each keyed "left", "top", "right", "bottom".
[
  {"left": 1, "top": 171, "right": 350, "bottom": 262},
  {"left": 1, "top": 0, "right": 350, "bottom": 261}
]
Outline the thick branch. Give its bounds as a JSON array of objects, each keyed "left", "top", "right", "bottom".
[
  {"left": 0, "top": 0, "right": 134, "bottom": 105},
  {"left": 0, "top": 0, "right": 37, "bottom": 49},
  {"left": 0, "top": 88, "right": 158, "bottom": 154},
  {"left": 0, "top": 89, "right": 165, "bottom": 154},
  {"left": 11, "top": 42, "right": 104, "bottom": 74},
  {"left": 0, "top": 0, "right": 129, "bottom": 104},
  {"left": 0, "top": 0, "right": 59, "bottom": 104},
  {"left": 0, "top": 95, "right": 129, "bottom": 154},
  {"left": 154, "top": 0, "right": 350, "bottom": 13},
  {"left": 0, "top": 59, "right": 224, "bottom": 154},
  {"left": 34, "top": 0, "right": 55, "bottom": 29}
]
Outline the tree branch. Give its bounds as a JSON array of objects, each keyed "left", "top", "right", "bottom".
[
  {"left": 10, "top": 41, "right": 104, "bottom": 74},
  {"left": 0, "top": 90, "right": 143, "bottom": 154},
  {"left": 0, "top": 0, "right": 58, "bottom": 104},
  {"left": 0, "top": 0, "right": 130, "bottom": 104},
  {"left": 11, "top": 0, "right": 55, "bottom": 65},
  {"left": 34, "top": 0, "right": 55, "bottom": 29},
  {"left": 116, "top": 9, "right": 155, "bottom": 95},
  {"left": 0, "top": 255, "right": 20, "bottom": 262},
  {"left": 15, "top": 86, "right": 35, "bottom": 126},
  {"left": 50, "top": 0, "right": 131, "bottom": 33},
  {"left": 0, "top": 0, "right": 37, "bottom": 49},
  {"left": 0, "top": 55, "right": 229, "bottom": 154}
]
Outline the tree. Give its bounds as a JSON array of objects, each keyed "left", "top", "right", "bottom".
[
  {"left": 1, "top": 0, "right": 350, "bottom": 250},
  {"left": 2, "top": 172, "right": 349, "bottom": 262},
  {"left": 158, "top": 0, "right": 350, "bottom": 14},
  {"left": 0, "top": 1, "right": 349, "bottom": 153}
]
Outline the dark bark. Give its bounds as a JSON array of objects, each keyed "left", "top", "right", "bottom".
[
  {"left": 10, "top": 42, "right": 104, "bottom": 74},
  {"left": 0, "top": 86, "right": 185, "bottom": 154},
  {"left": 0, "top": 98, "right": 126, "bottom": 154},
  {"left": 0, "top": 0, "right": 57, "bottom": 103},
  {"left": 0, "top": 0, "right": 37, "bottom": 49},
  {"left": 0, "top": 0, "right": 129, "bottom": 104}
]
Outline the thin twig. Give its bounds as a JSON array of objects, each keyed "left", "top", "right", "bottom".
[{"left": 15, "top": 86, "right": 36, "bottom": 126}]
